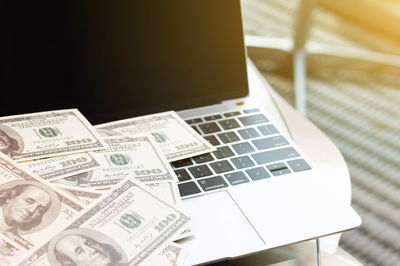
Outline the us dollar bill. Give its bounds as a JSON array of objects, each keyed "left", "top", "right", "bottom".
[
  {"left": 53, "top": 179, "right": 194, "bottom": 239},
  {"left": 0, "top": 109, "right": 107, "bottom": 162},
  {"left": 56, "top": 182, "right": 194, "bottom": 239},
  {"left": 95, "top": 111, "right": 216, "bottom": 162},
  {"left": 142, "top": 242, "right": 187, "bottom": 266},
  {"left": 20, "top": 153, "right": 101, "bottom": 181},
  {"left": 51, "top": 136, "right": 177, "bottom": 189},
  {"left": 0, "top": 153, "right": 85, "bottom": 252},
  {"left": 19, "top": 179, "right": 192, "bottom": 266}
]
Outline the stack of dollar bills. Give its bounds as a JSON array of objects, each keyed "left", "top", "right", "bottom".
[{"left": 0, "top": 109, "right": 215, "bottom": 266}]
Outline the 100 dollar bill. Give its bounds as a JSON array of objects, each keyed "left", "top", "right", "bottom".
[
  {"left": 95, "top": 111, "right": 216, "bottom": 162},
  {"left": 20, "top": 179, "right": 191, "bottom": 265},
  {"left": 52, "top": 136, "right": 177, "bottom": 189},
  {"left": 0, "top": 109, "right": 107, "bottom": 162},
  {"left": 0, "top": 153, "right": 85, "bottom": 252}
]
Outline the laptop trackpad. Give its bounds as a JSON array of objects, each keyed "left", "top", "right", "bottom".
[
  {"left": 180, "top": 191, "right": 264, "bottom": 265},
  {"left": 230, "top": 181, "right": 362, "bottom": 249}
]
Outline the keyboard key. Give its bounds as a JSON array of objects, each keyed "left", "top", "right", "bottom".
[
  {"left": 210, "top": 160, "right": 234, "bottom": 174},
  {"left": 174, "top": 169, "right": 192, "bottom": 182},
  {"left": 232, "top": 142, "right": 255, "bottom": 155},
  {"left": 246, "top": 167, "right": 270, "bottom": 181},
  {"left": 198, "top": 176, "right": 228, "bottom": 192},
  {"left": 191, "top": 125, "right": 201, "bottom": 134},
  {"left": 287, "top": 159, "right": 311, "bottom": 172},
  {"left": 204, "top": 135, "right": 220, "bottom": 146},
  {"left": 239, "top": 114, "right": 269, "bottom": 126},
  {"left": 205, "top": 114, "right": 223, "bottom": 121},
  {"left": 225, "top": 172, "right": 250, "bottom": 185},
  {"left": 193, "top": 153, "right": 214, "bottom": 164},
  {"left": 267, "top": 162, "right": 291, "bottom": 176},
  {"left": 178, "top": 182, "right": 201, "bottom": 197},
  {"left": 188, "top": 165, "right": 213, "bottom": 178},
  {"left": 252, "top": 147, "right": 300, "bottom": 164},
  {"left": 185, "top": 118, "right": 203, "bottom": 124},
  {"left": 238, "top": 128, "right": 260, "bottom": 139},
  {"left": 266, "top": 162, "right": 287, "bottom": 172},
  {"left": 243, "top": 108, "right": 260, "bottom": 114},
  {"left": 252, "top": 136, "right": 289, "bottom": 150},
  {"left": 199, "top": 122, "right": 221, "bottom": 134},
  {"left": 171, "top": 158, "right": 193, "bottom": 168},
  {"left": 218, "top": 119, "right": 241, "bottom": 130},
  {"left": 271, "top": 168, "right": 291, "bottom": 176},
  {"left": 217, "top": 132, "right": 240, "bottom": 143},
  {"left": 231, "top": 156, "right": 255, "bottom": 169},
  {"left": 258, "top": 124, "right": 279, "bottom": 136},
  {"left": 224, "top": 111, "right": 241, "bottom": 117},
  {"left": 213, "top": 146, "right": 235, "bottom": 159}
]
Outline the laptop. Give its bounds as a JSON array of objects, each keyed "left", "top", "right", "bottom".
[{"left": 1, "top": 1, "right": 361, "bottom": 265}]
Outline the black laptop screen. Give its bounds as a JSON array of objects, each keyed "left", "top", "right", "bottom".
[{"left": 0, "top": 1, "right": 248, "bottom": 124}]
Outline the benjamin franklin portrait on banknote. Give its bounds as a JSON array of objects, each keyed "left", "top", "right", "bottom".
[
  {"left": 48, "top": 228, "right": 128, "bottom": 266},
  {"left": 0, "top": 181, "right": 61, "bottom": 237}
]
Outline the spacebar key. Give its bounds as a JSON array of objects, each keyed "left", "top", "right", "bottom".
[{"left": 252, "top": 147, "right": 300, "bottom": 164}]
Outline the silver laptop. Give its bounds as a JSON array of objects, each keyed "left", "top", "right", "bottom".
[{"left": 1, "top": 1, "right": 361, "bottom": 265}]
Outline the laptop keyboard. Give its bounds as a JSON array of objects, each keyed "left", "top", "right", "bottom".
[{"left": 174, "top": 108, "right": 312, "bottom": 198}]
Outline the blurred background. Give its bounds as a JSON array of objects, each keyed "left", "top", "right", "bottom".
[{"left": 241, "top": 0, "right": 400, "bottom": 265}]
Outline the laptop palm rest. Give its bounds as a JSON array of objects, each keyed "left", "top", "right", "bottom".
[
  {"left": 179, "top": 190, "right": 264, "bottom": 265},
  {"left": 229, "top": 177, "right": 362, "bottom": 250}
]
